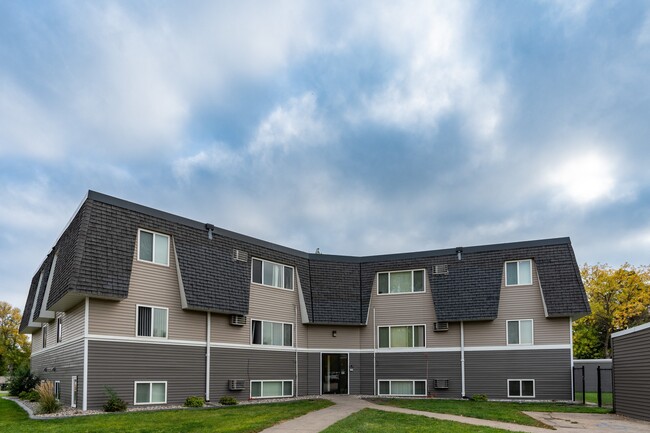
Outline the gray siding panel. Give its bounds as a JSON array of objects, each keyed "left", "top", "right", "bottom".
[
  {"left": 87, "top": 340, "right": 205, "bottom": 409},
  {"left": 359, "top": 353, "right": 375, "bottom": 395},
  {"left": 31, "top": 339, "right": 84, "bottom": 407},
  {"left": 572, "top": 360, "right": 612, "bottom": 393},
  {"left": 465, "top": 349, "right": 571, "bottom": 400},
  {"left": 376, "top": 351, "right": 462, "bottom": 397},
  {"left": 297, "top": 352, "right": 321, "bottom": 396},
  {"left": 211, "top": 348, "right": 296, "bottom": 400},
  {"left": 612, "top": 326, "right": 650, "bottom": 421}
]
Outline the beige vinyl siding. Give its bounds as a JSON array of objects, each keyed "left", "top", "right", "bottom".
[
  {"left": 89, "top": 241, "right": 206, "bottom": 341},
  {"left": 61, "top": 300, "right": 85, "bottom": 342},
  {"left": 32, "top": 327, "right": 43, "bottom": 353},
  {"left": 464, "top": 261, "right": 570, "bottom": 346},
  {"left": 302, "top": 326, "right": 361, "bottom": 349},
  {"left": 361, "top": 272, "right": 461, "bottom": 349}
]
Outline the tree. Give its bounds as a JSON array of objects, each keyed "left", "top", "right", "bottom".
[
  {"left": 573, "top": 263, "right": 650, "bottom": 359},
  {"left": 0, "top": 301, "right": 31, "bottom": 375}
]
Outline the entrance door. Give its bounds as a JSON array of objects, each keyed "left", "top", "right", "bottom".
[{"left": 322, "top": 353, "right": 348, "bottom": 394}]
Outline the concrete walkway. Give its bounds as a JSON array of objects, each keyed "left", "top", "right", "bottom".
[{"left": 260, "top": 395, "right": 650, "bottom": 433}]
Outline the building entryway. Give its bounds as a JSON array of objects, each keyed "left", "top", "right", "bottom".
[{"left": 321, "top": 353, "right": 348, "bottom": 394}]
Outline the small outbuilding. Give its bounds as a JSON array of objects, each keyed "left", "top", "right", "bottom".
[{"left": 611, "top": 322, "right": 650, "bottom": 421}]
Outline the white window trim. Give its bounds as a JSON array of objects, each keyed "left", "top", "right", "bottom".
[
  {"left": 377, "top": 379, "right": 427, "bottom": 396},
  {"left": 71, "top": 376, "right": 78, "bottom": 408},
  {"left": 56, "top": 317, "right": 63, "bottom": 343},
  {"left": 504, "top": 259, "right": 533, "bottom": 286},
  {"left": 377, "top": 269, "right": 426, "bottom": 295},
  {"left": 42, "top": 324, "right": 48, "bottom": 349},
  {"left": 507, "top": 379, "right": 535, "bottom": 398},
  {"left": 377, "top": 324, "right": 427, "bottom": 349},
  {"left": 137, "top": 229, "right": 170, "bottom": 267},
  {"left": 134, "top": 381, "right": 168, "bottom": 405},
  {"left": 251, "top": 257, "right": 295, "bottom": 291},
  {"left": 249, "top": 380, "right": 293, "bottom": 399},
  {"left": 506, "top": 319, "right": 534, "bottom": 346},
  {"left": 250, "top": 319, "right": 293, "bottom": 347},
  {"left": 54, "top": 380, "right": 61, "bottom": 400},
  {"left": 135, "top": 305, "right": 169, "bottom": 339}
]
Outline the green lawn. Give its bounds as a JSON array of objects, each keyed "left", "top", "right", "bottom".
[
  {"left": 371, "top": 398, "right": 611, "bottom": 428},
  {"left": 0, "top": 398, "right": 332, "bottom": 433},
  {"left": 322, "top": 408, "right": 516, "bottom": 433},
  {"left": 575, "top": 392, "right": 613, "bottom": 406}
]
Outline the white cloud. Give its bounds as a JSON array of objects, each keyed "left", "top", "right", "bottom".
[
  {"left": 637, "top": 12, "right": 650, "bottom": 46},
  {"left": 541, "top": 0, "right": 594, "bottom": 22},
  {"left": 249, "top": 92, "right": 331, "bottom": 155},
  {"left": 172, "top": 142, "right": 242, "bottom": 181},
  {"left": 349, "top": 2, "right": 506, "bottom": 156}
]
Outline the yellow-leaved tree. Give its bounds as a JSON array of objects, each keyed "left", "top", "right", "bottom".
[
  {"left": 573, "top": 264, "right": 650, "bottom": 359},
  {"left": 0, "top": 301, "right": 31, "bottom": 375}
]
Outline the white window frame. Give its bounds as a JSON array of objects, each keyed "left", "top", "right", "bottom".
[
  {"left": 137, "top": 229, "right": 170, "bottom": 267},
  {"left": 134, "top": 381, "right": 167, "bottom": 405},
  {"left": 507, "top": 379, "right": 535, "bottom": 398},
  {"left": 377, "top": 269, "right": 426, "bottom": 295},
  {"left": 56, "top": 317, "right": 63, "bottom": 343},
  {"left": 250, "top": 319, "right": 293, "bottom": 347},
  {"left": 251, "top": 258, "right": 294, "bottom": 291},
  {"left": 42, "top": 324, "right": 48, "bottom": 349},
  {"left": 377, "top": 324, "right": 426, "bottom": 349},
  {"left": 54, "top": 380, "right": 61, "bottom": 400},
  {"left": 377, "top": 379, "right": 427, "bottom": 396},
  {"left": 506, "top": 319, "right": 534, "bottom": 345},
  {"left": 135, "top": 305, "right": 169, "bottom": 339},
  {"left": 249, "top": 380, "right": 293, "bottom": 399},
  {"left": 71, "top": 376, "right": 78, "bottom": 408},
  {"left": 504, "top": 259, "right": 533, "bottom": 286}
]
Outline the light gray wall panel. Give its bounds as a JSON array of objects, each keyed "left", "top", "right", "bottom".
[
  {"left": 573, "top": 360, "right": 612, "bottom": 393},
  {"left": 87, "top": 340, "right": 205, "bottom": 409},
  {"left": 465, "top": 349, "right": 571, "bottom": 400},
  {"left": 612, "top": 327, "right": 650, "bottom": 421}
]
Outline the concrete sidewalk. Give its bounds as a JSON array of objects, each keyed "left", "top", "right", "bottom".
[{"left": 260, "top": 395, "right": 650, "bottom": 433}]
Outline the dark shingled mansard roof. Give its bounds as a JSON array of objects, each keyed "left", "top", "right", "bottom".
[{"left": 20, "top": 191, "right": 590, "bottom": 332}]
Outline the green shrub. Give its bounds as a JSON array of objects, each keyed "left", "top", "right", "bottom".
[
  {"left": 36, "top": 381, "right": 61, "bottom": 414},
  {"left": 184, "top": 396, "right": 205, "bottom": 407},
  {"left": 103, "top": 386, "right": 128, "bottom": 412},
  {"left": 218, "top": 396, "right": 238, "bottom": 405},
  {"left": 470, "top": 394, "right": 488, "bottom": 402},
  {"left": 7, "top": 365, "right": 39, "bottom": 396},
  {"left": 18, "top": 390, "right": 40, "bottom": 402}
]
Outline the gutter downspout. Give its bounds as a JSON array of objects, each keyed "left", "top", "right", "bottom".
[
  {"left": 295, "top": 305, "right": 299, "bottom": 396},
  {"left": 82, "top": 297, "right": 89, "bottom": 411},
  {"left": 373, "top": 307, "right": 377, "bottom": 395},
  {"left": 206, "top": 312, "right": 211, "bottom": 402},
  {"left": 569, "top": 318, "right": 574, "bottom": 401},
  {"left": 460, "top": 321, "right": 466, "bottom": 398}
]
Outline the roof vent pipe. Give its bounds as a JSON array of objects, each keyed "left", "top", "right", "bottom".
[
  {"left": 205, "top": 223, "right": 215, "bottom": 240},
  {"left": 456, "top": 247, "right": 463, "bottom": 261}
]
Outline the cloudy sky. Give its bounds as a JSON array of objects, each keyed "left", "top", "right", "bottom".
[{"left": 2, "top": 1, "right": 650, "bottom": 310}]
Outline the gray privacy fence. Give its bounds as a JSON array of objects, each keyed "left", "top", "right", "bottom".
[
  {"left": 611, "top": 322, "right": 650, "bottom": 422},
  {"left": 573, "top": 359, "right": 612, "bottom": 393}
]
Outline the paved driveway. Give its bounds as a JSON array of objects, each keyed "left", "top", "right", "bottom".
[{"left": 525, "top": 412, "right": 650, "bottom": 433}]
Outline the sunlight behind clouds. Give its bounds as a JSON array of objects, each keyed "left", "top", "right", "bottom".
[{"left": 547, "top": 152, "right": 617, "bottom": 206}]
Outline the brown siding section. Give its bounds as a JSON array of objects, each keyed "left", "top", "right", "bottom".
[
  {"left": 87, "top": 340, "right": 205, "bottom": 409},
  {"left": 31, "top": 339, "right": 84, "bottom": 407},
  {"left": 89, "top": 242, "right": 206, "bottom": 341},
  {"left": 210, "top": 347, "right": 296, "bottom": 400},
  {"left": 612, "top": 326, "right": 650, "bottom": 421},
  {"left": 465, "top": 262, "right": 570, "bottom": 346},
  {"left": 303, "top": 327, "right": 362, "bottom": 349},
  {"left": 465, "top": 349, "right": 572, "bottom": 399},
  {"left": 61, "top": 300, "right": 85, "bottom": 342}
]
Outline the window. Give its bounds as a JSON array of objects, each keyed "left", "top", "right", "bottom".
[
  {"left": 137, "top": 306, "right": 168, "bottom": 338},
  {"left": 505, "top": 260, "right": 532, "bottom": 286},
  {"left": 508, "top": 379, "right": 535, "bottom": 398},
  {"left": 138, "top": 229, "right": 169, "bottom": 266},
  {"left": 250, "top": 380, "right": 293, "bottom": 398},
  {"left": 71, "top": 376, "right": 78, "bottom": 408},
  {"left": 134, "top": 381, "right": 167, "bottom": 404},
  {"left": 378, "top": 380, "right": 427, "bottom": 396},
  {"left": 56, "top": 317, "right": 63, "bottom": 343},
  {"left": 251, "top": 320, "right": 292, "bottom": 347},
  {"left": 251, "top": 258, "right": 294, "bottom": 290},
  {"left": 507, "top": 319, "right": 533, "bottom": 345},
  {"left": 378, "top": 325, "right": 425, "bottom": 348},
  {"left": 378, "top": 270, "right": 425, "bottom": 294},
  {"left": 42, "top": 325, "right": 48, "bottom": 348},
  {"left": 54, "top": 381, "right": 61, "bottom": 400}
]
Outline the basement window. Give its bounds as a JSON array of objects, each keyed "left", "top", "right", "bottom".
[{"left": 508, "top": 379, "right": 535, "bottom": 398}]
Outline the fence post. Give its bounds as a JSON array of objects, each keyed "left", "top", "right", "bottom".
[
  {"left": 597, "top": 365, "right": 602, "bottom": 407},
  {"left": 581, "top": 366, "right": 586, "bottom": 404}
]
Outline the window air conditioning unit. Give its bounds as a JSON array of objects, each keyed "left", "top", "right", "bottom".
[
  {"left": 230, "top": 315, "right": 246, "bottom": 326},
  {"left": 433, "top": 322, "right": 449, "bottom": 332},
  {"left": 233, "top": 249, "right": 249, "bottom": 262},
  {"left": 434, "top": 379, "right": 449, "bottom": 389},
  {"left": 229, "top": 379, "right": 245, "bottom": 391},
  {"left": 433, "top": 264, "right": 449, "bottom": 275}
]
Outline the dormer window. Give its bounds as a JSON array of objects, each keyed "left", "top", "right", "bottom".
[
  {"left": 505, "top": 260, "right": 532, "bottom": 286},
  {"left": 138, "top": 229, "right": 169, "bottom": 266},
  {"left": 251, "top": 258, "right": 294, "bottom": 290},
  {"left": 378, "top": 270, "right": 425, "bottom": 294}
]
